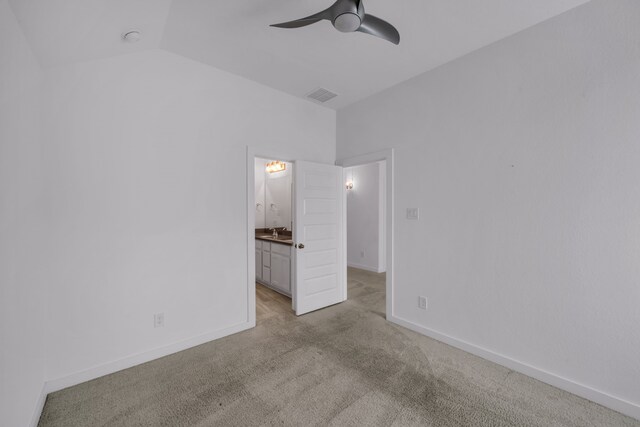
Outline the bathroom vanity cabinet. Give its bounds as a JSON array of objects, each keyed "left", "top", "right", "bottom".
[{"left": 256, "top": 239, "right": 292, "bottom": 296}]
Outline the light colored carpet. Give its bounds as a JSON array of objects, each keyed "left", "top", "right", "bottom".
[{"left": 39, "top": 268, "right": 638, "bottom": 426}]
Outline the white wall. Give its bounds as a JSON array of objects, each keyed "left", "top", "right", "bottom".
[
  {"left": 41, "top": 49, "right": 335, "bottom": 384},
  {"left": 0, "top": 1, "right": 47, "bottom": 426},
  {"left": 338, "top": 0, "right": 640, "bottom": 418},
  {"left": 346, "top": 162, "right": 385, "bottom": 273}
]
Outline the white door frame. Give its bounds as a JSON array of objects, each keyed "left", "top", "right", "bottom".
[
  {"left": 337, "top": 149, "right": 394, "bottom": 320},
  {"left": 247, "top": 147, "right": 393, "bottom": 323}
]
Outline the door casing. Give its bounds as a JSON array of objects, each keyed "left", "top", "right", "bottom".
[{"left": 246, "top": 147, "right": 394, "bottom": 324}]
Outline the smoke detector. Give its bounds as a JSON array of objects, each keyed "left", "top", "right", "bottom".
[{"left": 122, "top": 30, "right": 142, "bottom": 43}]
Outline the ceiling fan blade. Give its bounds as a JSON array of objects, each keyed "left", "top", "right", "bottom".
[
  {"left": 357, "top": 14, "right": 400, "bottom": 45},
  {"left": 270, "top": 17, "right": 322, "bottom": 29},
  {"left": 270, "top": 9, "right": 330, "bottom": 29}
]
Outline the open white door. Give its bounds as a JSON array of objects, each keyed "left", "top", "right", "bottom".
[{"left": 293, "top": 161, "right": 346, "bottom": 315}]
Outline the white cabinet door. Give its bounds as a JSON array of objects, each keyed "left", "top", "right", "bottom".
[
  {"left": 255, "top": 247, "right": 262, "bottom": 281},
  {"left": 262, "top": 266, "right": 271, "bottom": 284},
  {"left": 271, "top": 252, "right": 291, "bottom": 294}
]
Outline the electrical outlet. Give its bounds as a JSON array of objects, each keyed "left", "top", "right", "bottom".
[
  {"left": 418, "top": 296, "right": 427, "bottom": 310},
  {"left": 154, "top": 313, "right": 164, "bottom": 328},
  {"left": 407, "top": 208, "right": 420, "bottom": 220},
  {"left": 360, "top": 250, "right": 365, "bottom": 258}
]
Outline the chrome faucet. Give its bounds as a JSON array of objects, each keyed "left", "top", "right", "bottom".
[{"left": 269, "top": 227, "right": 287, "bottom": 239}]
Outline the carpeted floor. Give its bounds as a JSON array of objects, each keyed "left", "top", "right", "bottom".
[{"left": 39, "top": 268, "right": 638, "bottom": 426}]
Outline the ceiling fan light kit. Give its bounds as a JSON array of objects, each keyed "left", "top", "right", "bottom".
[
  {"left": 270, "top": 0, "right": 400, "bottom": 45},
  {"left": 334, "top": 12, "right": 361, "bottom": 33}
]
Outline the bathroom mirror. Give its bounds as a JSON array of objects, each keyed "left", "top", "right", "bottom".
[{"left": 255, "top": 158, "right": 292, "bottom": 230}]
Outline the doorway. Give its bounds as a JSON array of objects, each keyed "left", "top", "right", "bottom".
[
  {"left": 246, "top": 149, "right": 347, "bottom": 325},
  {"left": 338, "top": 149, "right": 394, "bottom": 320},
  {"left": 254, "top": 157, "right": 295, "bottom": 304},
  {"left": 344, "top": 160, "right": 387, "bottom": 316},
  {"left": 345, "top": 161, "right": 386, "bottom": 274}
]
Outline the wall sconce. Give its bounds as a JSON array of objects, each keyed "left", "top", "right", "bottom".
[
  {"left": 266, "top": 161, "right": 286, "bottom": 173},
  {"left": 345, "top": 181, "right": 354, "bottom": 190}
]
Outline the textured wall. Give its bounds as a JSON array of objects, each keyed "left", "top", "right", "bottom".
[
  {"left": 41, "top": 49, "right": 335, "bottom": 384},
  {"left": 0, "top": 1, "right": 46, "bottom": 425},
  {"left": 338, "top": 0, "right": 640, "bottom": 417}
]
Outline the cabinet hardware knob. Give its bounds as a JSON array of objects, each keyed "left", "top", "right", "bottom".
[{"left": 297, "top": 244, "right": 305, "bottom": 249}]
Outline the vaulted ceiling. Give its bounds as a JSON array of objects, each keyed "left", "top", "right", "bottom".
[{"left": 10, "top": 0, "right": 591, "bottom": 109}]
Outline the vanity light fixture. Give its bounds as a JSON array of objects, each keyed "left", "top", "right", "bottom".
[
  {"left": 266, "top": 161, "right": 286, "bottom": 173},
  {"left": 346, "top": 181, "right": 354, "bottom": 190}
]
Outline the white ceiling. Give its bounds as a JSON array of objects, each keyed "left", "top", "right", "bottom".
[
  {"left": 9, "top": 0, "right": 172, "bottom": 68},
  {"left": 10, "top": 0, "right": 591, "bottom": 109}
]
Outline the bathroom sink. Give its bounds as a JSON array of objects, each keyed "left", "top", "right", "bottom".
[{"left": 255, "top": 234, "right": 293, "bottom": 244}]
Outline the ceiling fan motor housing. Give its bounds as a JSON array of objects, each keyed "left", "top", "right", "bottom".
[{"left": 332, "top": 0, "right": 365, "bottom": 32}]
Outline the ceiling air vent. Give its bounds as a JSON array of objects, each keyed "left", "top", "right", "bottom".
[{"left": 306, "top": 88, "right": 338, "bottom": 104}]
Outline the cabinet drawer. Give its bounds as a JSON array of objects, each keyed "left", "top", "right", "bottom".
[
  {"left": 255, "top": 240, "right": 262, "bottom": 250},
  {"left": 262, "top": 251, "right": 270, "bottom": 267},
  {"left": 262, "top": 242, "right": 271, "bottom": 252},
  {"left": 262, "top": 266, "right": 271, "bottom": 283},
  {"left": 271, "top": 243, "right": 291, "bottom": 256}
]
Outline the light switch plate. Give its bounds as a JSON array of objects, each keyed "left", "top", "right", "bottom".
[
  {"left": 154, "top": 313, "right": 164, "bottom": 328},
  {"left": 406, "top": 208, "right": 420, "bottom": 220}
]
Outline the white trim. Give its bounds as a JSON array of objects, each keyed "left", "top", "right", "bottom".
[
  {"left": 246, "top": 147, "right": 257, "bottom": 327},
  {"left": 341, "top": 167, "right": 348, "bottom": 301},
  {"left": 347, "top": 262, "right": 385, "bottom": 274},
  {"left": 44, "top": 321, "right": 252, "bottom": 394},
  {"left": 378, "top": 161, "right": 386, "bottom": 272},
  {"left": 30, "top": 382, "right": 48, "bottom": 427},
  {"left": 389, "top": 315, "right": 640, "bottom": 421},
  {"left": 337, "top": 149, "right": 394, "bottom": 319}
]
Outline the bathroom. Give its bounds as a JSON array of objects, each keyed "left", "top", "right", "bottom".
[{"left": 254, "top": 158, "right": 294, "bottom": 299}]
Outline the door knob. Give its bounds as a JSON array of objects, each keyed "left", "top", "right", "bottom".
[{"left": 297, "top": 244, "right": 305, "bottom": 249}]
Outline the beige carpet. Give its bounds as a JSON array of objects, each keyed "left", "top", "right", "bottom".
[{"left": 39, "top": 268, "right": 638, "bottom": 426}]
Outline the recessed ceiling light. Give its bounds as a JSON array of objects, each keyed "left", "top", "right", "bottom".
[{"left": 122, "top": 30, "right": 141, "bottom": 43}]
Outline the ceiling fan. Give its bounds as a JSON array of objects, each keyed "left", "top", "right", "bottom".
[{"left": 270, "top": 0, "right": 400, "bottom": 45}]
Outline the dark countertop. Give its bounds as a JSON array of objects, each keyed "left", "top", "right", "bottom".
[{"left": 255, "top": 229, "right": 294, "bottom": 246}]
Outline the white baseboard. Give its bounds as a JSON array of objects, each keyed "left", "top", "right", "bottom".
[
  {"left": 347, "top": 261, "right": 385, "bottom": 274},
  {"left": 389, "top": 315, "right": 640, "bottom": 421},
  {"left": 44, "top": 321, "right": 253, "bottom": 395},
  {"left": 30, "top": 382, "right": 48, "bottom": 427},
  {"left": 31, "top": 316, "right": 640, "bottom": 422}
]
